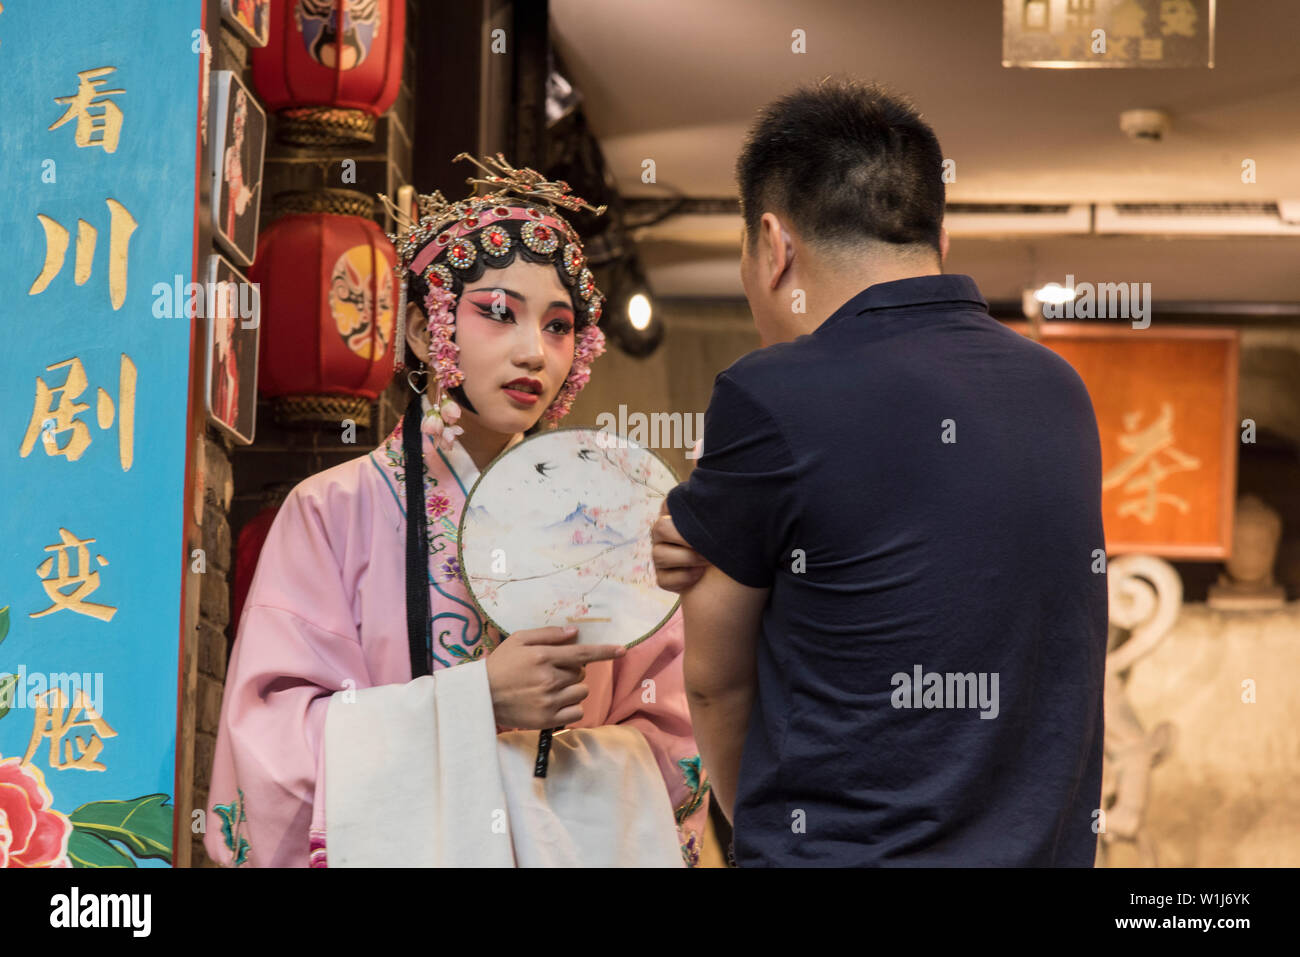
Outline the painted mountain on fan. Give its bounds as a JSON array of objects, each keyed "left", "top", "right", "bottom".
[{"left": 545, "top": 503, "right": 633, "bottom": 547}]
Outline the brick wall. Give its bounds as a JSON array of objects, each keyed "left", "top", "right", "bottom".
[{"left": 192, "top": 432, "right": 232, "bottom": 866}]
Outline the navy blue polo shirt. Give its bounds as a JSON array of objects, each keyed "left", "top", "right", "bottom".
[{"left": 667, "top": 274, "right": 1108, "bottom": 866}]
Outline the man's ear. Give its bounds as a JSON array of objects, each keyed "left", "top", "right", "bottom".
[
  {"left": 759, "top": 212, "right": 795, "bottom": 291},
  {"left": 405, "top": 302, "right": 430, "bottom": 364},
  {"left": 939, "top": 225, "right": 950, "bottom": 265}
]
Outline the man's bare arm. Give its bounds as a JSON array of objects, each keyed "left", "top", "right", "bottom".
[{"left": 679, "top": 563, "right": 767, "bottom": 824}]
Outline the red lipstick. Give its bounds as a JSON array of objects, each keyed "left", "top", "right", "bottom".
[{"left": 503, "top": 377, "right": 543, "bottom": 406}]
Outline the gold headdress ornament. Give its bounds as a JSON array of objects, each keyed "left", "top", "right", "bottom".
[
  {"left": 379, "top": 152, "right": 606, "bottom": 265},
  {"left": 454, "top": 152, "right": 607, "bottom": 216}
]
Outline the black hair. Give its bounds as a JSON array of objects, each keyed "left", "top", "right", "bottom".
[{"left": 736, "top": 78, "right": 945, "bottom": 255}]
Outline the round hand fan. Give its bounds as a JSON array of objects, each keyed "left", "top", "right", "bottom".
[{"left": 458, "top": 427, "right": 681, "bottom": 649}]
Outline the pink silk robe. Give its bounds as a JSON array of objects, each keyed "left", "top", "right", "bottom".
[{"left": 206, "top": 408, "right": 710, "bottom": 867}]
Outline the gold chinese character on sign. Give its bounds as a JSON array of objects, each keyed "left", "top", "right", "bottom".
[
  {"left": 30, "top": 527, "right": 118, "bottom": 622},
  {"left": 23, "top": 688, "right": 118, "bottom": 772},
  {"left": 28, "top": 198, "right": 137, "bottom": 310},
  {"left": 1102, "top": 402, "right": 1201, "bottom": 524},
  {"left": 1139, "top": 36, "right": 1164, "bottom": 60},
  {"left": 1021, "top": 0, "right": 1050, "bottom": 31},
  {"left": 1160, "top": 0, "right": 1198, "bottom": 37},
  {"left": 1063, "top": 0, "right": 1098, "bottom": 33},
  {"left": 19, "top": 354, "right": 136, "bottom": 470},
  {"left": 49, "top": 66, "right": 125, "bottom": 153},
  {"left": 1111, "top": 0, "right": 1147, "bottom": 38}
]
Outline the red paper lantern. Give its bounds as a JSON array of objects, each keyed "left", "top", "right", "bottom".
[
  {"left": 250, "top": 212, "right": 399, "bottom": 427},
  {"left": 252, "top": 0, "right": 405, "bottom": 145}
]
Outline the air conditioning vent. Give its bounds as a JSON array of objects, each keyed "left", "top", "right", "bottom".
[
  {"left": 1098, "top": 202, "right": 1300, "bottom": 235},
  {"left": 624, "top": 199, "right": 1300, "bottom": 240},
  {"left": 1113, "top": 202, "right": 1279, "bottom": 216},
  {"left": 946, "top": 203, "right": 1073, "bottom": 214},
  {"left": 944, "top": 203, "right": 1091, "bottom": 236}
]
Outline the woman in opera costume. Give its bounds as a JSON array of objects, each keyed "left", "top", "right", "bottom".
[{"left": 205, "top": 155, "right": 710, "bottom": 868}]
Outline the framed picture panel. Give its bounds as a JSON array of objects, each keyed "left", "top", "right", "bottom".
[
  {"left": 204, "top": 254, "right": 260, "bottom": 445},
  {"left": 1008, "top": 323, "right": 1239, "bottom": 558},
  {"left": 210, "top": 70, "right": 266, "bottom": 266}
]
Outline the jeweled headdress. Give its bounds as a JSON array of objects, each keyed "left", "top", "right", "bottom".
[{"left": 380, "top": 153, "right": 608, "bottom": 443}]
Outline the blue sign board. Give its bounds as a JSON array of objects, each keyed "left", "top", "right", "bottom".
[{"left": 0, "top": 1, "right": 201, "bottom": 867}]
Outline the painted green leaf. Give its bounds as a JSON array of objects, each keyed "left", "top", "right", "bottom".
[
  {"left": 1, "top": 604, "right": 11, "bottom": 720},
  {"left": 68, "top": 827, "right": 137, "bottom": 868},
  {"left": 69, "top": 794, "right": 173, "bottom": 863},
  {"left": 0, "top": 673, "right": 18, "bottom": 721}
]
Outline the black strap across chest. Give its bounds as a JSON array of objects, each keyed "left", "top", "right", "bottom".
[{"left": 403, "top": 395, "right": 432, "bottom": 679}]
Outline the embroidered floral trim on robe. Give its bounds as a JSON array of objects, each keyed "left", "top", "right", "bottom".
[
  {"left": 308, "top": 827, "right": 327, "bottom": 868},
  {"left": 374, "top": 414, "right": 491, "bottom": 668},
  {"left": 673, "top": 754, "right": 711, "bottom": 867},
  {"left": 213, "top": 788, "right": 250, "bottom": 867}
]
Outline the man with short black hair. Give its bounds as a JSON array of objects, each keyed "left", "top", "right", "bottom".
[{"left": 654, "top": 79, "right": 1108, "bottom": 866}]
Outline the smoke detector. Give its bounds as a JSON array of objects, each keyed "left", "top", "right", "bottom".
[{"left": 1119, "top": 109, "right": 1171, "bottom": 142}]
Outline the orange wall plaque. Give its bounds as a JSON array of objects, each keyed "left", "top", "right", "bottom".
[{"left": 1007, "top": 324, "right": 1239, "bottom": 559}]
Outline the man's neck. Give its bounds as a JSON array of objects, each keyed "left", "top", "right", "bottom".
[{"left": 797, "top": 257, "right": 943, "bottom": 335}]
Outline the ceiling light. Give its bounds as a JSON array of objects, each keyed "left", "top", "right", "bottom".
[
  {"left": 627, "top": 293, "right": 652, "bottom": 330},
  {"left": 1034, "top": 282, "right": 1076, "bottom": 304}
]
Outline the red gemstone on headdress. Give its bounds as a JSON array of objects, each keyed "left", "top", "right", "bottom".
[
  {"left": 495, "top": 206, "right": 510, "bottom": 216},
  {"left": 437, "top": 234, "right": 449, "bottom": 244},
  {"left": 490, "top": 233, "right": 503, "bottom": 246},
  {"left": 535, "top": 226, "right": 549, "bottom": 239},
  {"left": 464, "top": 217, "right": 478, "bottom": 228}
]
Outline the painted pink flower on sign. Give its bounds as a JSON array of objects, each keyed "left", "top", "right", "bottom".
[
  {"left": 0, "top": 608, "right": 173, "bottom": 868},
  {"left": 0, "top": 756, "right": 72, "bottom": 868}
]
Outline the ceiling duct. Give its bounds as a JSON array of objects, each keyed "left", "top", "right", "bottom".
[
  {"left": 944, "top": 203, "right": 1091, "bottom": 236},
  {"left": 1095, "top": 202, "right": 1300, "bottom": 236},
  {"left": 623, "top": 198, "right": 1300, "bottom": 241}
]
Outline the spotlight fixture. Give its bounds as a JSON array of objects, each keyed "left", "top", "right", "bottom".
[
  {"left": 1033, "top": 281, "right": 1076, "bottom": 304},
  {"left": 605, "top": 257, "right": 662, "bottom": 358},
  {"left": 627, "top": 292, "right": 652, "bottom": 331}
]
